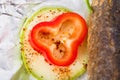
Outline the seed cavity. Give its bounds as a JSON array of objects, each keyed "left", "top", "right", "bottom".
[
  {"left": 53, "top": 41, "right": 66, "bottom": 59},
  {"left": 59, "top": 20, "right": 74, "bottom": 38},
  {"left": 37, "top": 20, "right": 74, "bottom": 59}
]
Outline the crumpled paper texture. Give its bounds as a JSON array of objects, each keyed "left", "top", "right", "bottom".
[{"left": 0, "top": 0, "right": 91, "bottom": 80}]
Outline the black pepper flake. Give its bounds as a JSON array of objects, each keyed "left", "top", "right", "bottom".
[
  {"left": 20, "top": 48, "right": 24, "bottom": 51},
  {"left": 44, "top": 59, "right": 48, "bottom": 62},
  {"left": 51, "top": 38, "right": 54, "bottom": 41},
  {"left": 46, "top": 16, "right": 49, "bottom": 18},
  {"left": 23, "top": 28, "right": 26, "bottom": 31},
  {"left": 27, "top": 60, "right": 30, "bottom": 64},
  {"left": 41, "top": 76, "right": 43, "bottom": 78},
  {"left": 59, "top": 49, "right": 63, "bottom": 53},
  {"left": 72, "top": 63, "right": 76, "bottom": 66},
  {"left": 83, "top": 63, "right": 87, "bottom": 69},
  {"left": 57, "top": 9, "right": 61, "bottom": 12},
  {"left": 49, "top": 63, "right": 52, "bottom": 65},
  {"left": 37, "top": 15, "right": 42, "bottom": 18},
  {"left": 51, "top": 11, "right": 56, "bottom": 15},
  {"left": 55, "top": 41, "right": 61, "bottom": 49},
  {"left": 49, "top": 10, "right": 52, "bottom": 12},
  {"left": 19, "top": 42, "right": 23, "bottom": 45}
]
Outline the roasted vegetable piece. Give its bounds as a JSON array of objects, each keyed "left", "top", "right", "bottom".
[
  {"left": 20, "top": 7, "right": 88, "bottom": 80},
  {"left": 29, "top": 12, "right": 88, "bottom": 66}
]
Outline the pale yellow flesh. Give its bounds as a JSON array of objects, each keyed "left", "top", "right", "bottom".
[{"left": 20, "top": 7, "right": 88, "bottom": 80}]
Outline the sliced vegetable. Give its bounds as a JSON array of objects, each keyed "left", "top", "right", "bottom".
[
  {"left": 20, "top": 7, "right": 89, "bottom": 80},
  {"left": 29, "top": 12, "right": 88, "bottom": 66},
  {"left": 84, "top": 0, "right": 93, "bottom": 14}
]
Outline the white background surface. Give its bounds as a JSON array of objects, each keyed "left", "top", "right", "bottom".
[{"left": 0, "top": 0, "right": 91, "bottom": 80}]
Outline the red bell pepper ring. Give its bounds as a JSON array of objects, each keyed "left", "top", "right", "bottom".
[{"left": 29, "top": 12, "right": 88, "bottom": 66}]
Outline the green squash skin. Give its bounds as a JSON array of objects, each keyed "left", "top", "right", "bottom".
[
  {"left": 20, "top": 6, "right": 87, "bottom": 80},
  {"left": 84, "top": 0, "right": 93, "bottom": 14}
]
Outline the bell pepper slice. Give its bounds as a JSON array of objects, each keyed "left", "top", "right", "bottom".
[{"left": 29, "top": 12, "right": 88, "bottom": 66}]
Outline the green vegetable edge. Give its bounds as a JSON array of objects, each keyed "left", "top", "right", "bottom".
[
  {"left": 20, "top": 6, "right": 87, "bottom": 80},
  {"left": 84, "top": 0, "right": 93, "bottom": 14}
]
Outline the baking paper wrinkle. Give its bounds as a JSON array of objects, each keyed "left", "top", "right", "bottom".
[{"left": 0, "top": 0, "right": 91, "bottom": 80}]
